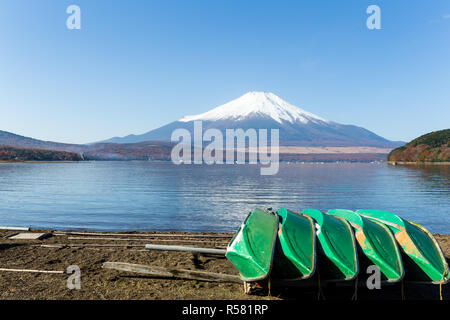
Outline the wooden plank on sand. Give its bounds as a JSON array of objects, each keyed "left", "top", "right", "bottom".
[
  {"left": 0, "top": 267, "right": 63, "bottom": 274},
  {"left": 55, "top": 231, "right": 232, "bottom": 238},
  {"left": 145, "top": 244, "right": 226, "bottom": 255},
  {"left": 102, "top": 262, "right": 242, "bottom": 283},
  {"left": 67, "top": 237, "right": 227, "bottom": 244},
  {"left": 7, "top": 233, "right": 49, "bottom": 240}
]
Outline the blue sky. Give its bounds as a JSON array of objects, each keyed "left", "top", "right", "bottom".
[{"left": 0, "top": 0, "right": 449, "bottom": 144}]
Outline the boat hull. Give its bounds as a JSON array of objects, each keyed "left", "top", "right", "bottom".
[
  {"left": 357, "top": 209, "right": 449, "bottom": 284},
  {"left": 272, "top": 208, "right": 316, "bottom": 280},
  {"left": 225, "top": 208, "right": 278, "bottom": 282},
  {"left": 301, "top": 209, "right": 358, "bottom": 281},
  {"left": 328, "top": 209, "right": 404, "bottom": 283}
]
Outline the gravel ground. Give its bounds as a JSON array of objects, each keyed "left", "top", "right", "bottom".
[{"left": 0, "top": 230, "right": 448, "bottom": 300}]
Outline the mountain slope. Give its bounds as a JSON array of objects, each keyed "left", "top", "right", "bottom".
[
  {"left": 0, "top": 128, "right": 391, "bottom": 162},
  {"left": 0, "top": 145, "right": 83, "bottom": 161},
  {"left": 0, "top": 129, "right": 175, "bottom": 161},
  {"left": 388, "top": 129, "right": 450, "bottom": 162},
  {"left": 0, "top": 130, "right": 84, "bottom": 153},
  {"left": 102, "top": 92, "right": 402, "bottom": 148}
]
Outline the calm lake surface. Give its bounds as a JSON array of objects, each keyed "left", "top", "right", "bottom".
[{"left": 0, "top": 162, "right": 449, "bottom": 234}]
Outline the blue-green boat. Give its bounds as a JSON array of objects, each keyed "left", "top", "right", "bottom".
[
  {"left": 357, "top": 209, "right": 449, "bottom": 284},
  {"left": 225, "top": 208, "right": 278, "bottom": 281},
  {"left": 271, "top": 208, "right": 316, "bottom": 280},
  {"left": 301, "top": 209, "right": 358, "bottom": 281},
  {"left": 328, "top": 209, "right": 404, "bottom": 283}
]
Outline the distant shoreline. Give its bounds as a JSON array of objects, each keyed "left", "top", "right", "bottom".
[
  {"left": 0, "top": 160, "right": 83, "bottom": 163},
  {"left": 4, "top": 160, "right": 450, "bottom": 165},
  {"left": 0, "top": 159, "right": 385, "bottom": 164},
  {"left": 387, "top": 161, "right": 450, "bottom": 165}
]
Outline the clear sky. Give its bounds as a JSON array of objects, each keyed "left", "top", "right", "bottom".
[{"left": 0, "top": 0, "right": 449, "bottom": 144}]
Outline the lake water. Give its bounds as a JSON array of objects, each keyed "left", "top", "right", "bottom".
[{"left": 0, "top": 162, "right": 449, "bottom": 234}]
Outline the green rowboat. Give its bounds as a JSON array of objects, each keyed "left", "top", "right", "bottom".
[
  {"left": 271, "top": 208, "right": 316, "bottom": 280},
  {"left": 357, "top": 209, "right": 449, "bottom": 284},
  {"left": 328, "top": 209, "right": 404, "bottom": 283},
  {"left": 301, "top": 209, "right": 358, "bottom": 281},
  {"left": 225, "top": 208, "right": 279, "bottom": 282}
]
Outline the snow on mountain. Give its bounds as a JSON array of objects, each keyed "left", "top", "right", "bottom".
[
  {"left": 98, "top": 91, "right": 403, "bottom": 148},
  {"left": 179, "top": 91, "right": 329, "bottom": 124}
]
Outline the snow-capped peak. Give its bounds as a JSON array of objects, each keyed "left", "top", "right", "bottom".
[{"left": 179, "top": 91, "right": 329, "bottom": 124}]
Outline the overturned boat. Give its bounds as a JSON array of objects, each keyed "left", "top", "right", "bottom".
[
  {"left": 225, "top": 208, "right": 278, "bottom": 282},
  {"left": 357, "top": 209, "right": 449, "bottom": 284},
  {"left": 271, "top": 208, "right": 316, "bottom": 280},
  {"left": 301, "top": 208, "right": 358, "bottom": 281},
  {"left": 326, "top": 209, "right": 404, "bottom": 283}
]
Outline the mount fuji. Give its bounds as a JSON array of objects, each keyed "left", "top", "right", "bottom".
[{"left": 101, "top": 92, "right": 402, "bottom": 148}]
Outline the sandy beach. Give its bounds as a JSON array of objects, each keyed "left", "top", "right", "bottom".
[{"left": 0, "top": 229, "right": 448, "bottom": 300}]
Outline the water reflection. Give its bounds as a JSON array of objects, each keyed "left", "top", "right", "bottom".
[{"left": 0, "top": 162, "right": 448, "bottom": 233}]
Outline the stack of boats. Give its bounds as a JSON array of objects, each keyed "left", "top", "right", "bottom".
[{"left": 226, "top": 208, "right": 449, "bottom": 286}]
